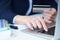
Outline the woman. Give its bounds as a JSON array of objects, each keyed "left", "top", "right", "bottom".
[{"left": 0, "top": 0, "right": 57, "bottom": 31}]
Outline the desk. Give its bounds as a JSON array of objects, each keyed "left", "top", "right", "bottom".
[{"left": 8, "top": 25, "right": 49, "bottom": 40}]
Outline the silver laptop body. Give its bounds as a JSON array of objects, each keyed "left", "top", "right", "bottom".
[
  {"left": 54, "top": 0, "right": 60, "bottom": 40},
  {"left": 20, "top": 0, "right": 60, "bottom": 40}
]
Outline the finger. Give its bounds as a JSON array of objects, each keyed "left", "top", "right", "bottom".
[
  {"left": 37, "top": 17, "right": 48, "bottom": 31},
  {"left": 44, "top": 12, "right": 52, "bottom": 20},
  {"left": 44, "top": 19, "right": 52, "bottom": 24},
  {"left": 44, "top": 8, "right": 56, "bottom": 15},
  {"left": 51, "top": 16, "right": 56, "bottom": 20},
  {"left": 35, "top": 18, "right": 42, "bottom": 29},
  {"left": 44, "top": 14, "right": 56, "bottom": 21},
  {"left": 44, "top": 13, "right": 51, "bottom": 17},
  {"left": 43, "top": 10, "right": 50, "bottom": 14},
  {"left": 47, "top": 8, "right": 56, "bottom": 12},
  {"left": 51, "top": 13, "right": 57, "bottom": 18},
  {"left": 31, "top": 19, "right": 37, "bottom": 29},
  {"left": 44, "top": 14, "right": 52, "bottom": 21},
  {"left": 44, "top": 13, "right": 55, "bottom": 21},
  {"left": 44, "top": 9, "right": 56, "bottom": 21},
  {"left": 26, "top": 22, "right": 34, "bottom": 30},
  {"left": 44, "top": 12, "right": 55, "bottom": 18},
  {"left": 51, "top": 8, "right": 56, "bottom": 12}
]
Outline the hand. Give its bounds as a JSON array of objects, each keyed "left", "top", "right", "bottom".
[
  {"left": 43, "top": 8, "right": 56, "bottom": 24},
  {"left": 25, "top": 16, "right": 48, "bottom": 31},
  {"left": 14, "top": 16, "right": 48, "bottom": 31}
]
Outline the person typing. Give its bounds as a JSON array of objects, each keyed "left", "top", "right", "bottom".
[{"left": 0, "top": 0, "right": 57, "bottom": 31}]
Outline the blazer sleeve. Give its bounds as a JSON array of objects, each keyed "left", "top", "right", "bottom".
[
  {"left": 33, "top": 0, "right": 57, "bottom": 10},
  {"left": 50, "top": 0, "right": 57, "bottom": 11},
  {"left": 0, "top": 0, "right": 17, "bottom": 23}
]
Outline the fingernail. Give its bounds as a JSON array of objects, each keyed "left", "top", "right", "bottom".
[
  {"left": 45, "top": 29, "right": 48, "bottom": 32},
  {"left": 31, "top": 28, "right": 34, "bottom": 30},
  {"left": 46, "top": 30, "right": 48, "bottom": 32}
]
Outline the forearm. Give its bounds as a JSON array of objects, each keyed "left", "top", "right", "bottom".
[
  {"left": 13, "top": 13, "right": 44, "bottom": 25},
  {"left": 13, "top": 15, "right": 30, "bottom": 24}
]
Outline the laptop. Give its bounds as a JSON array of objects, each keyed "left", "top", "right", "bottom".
[{"left": 18, "top": 0, "right": 60, "bottom": 40}]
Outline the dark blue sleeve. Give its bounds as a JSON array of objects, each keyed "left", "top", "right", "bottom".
[
  {"left": 49, "top": 0, "right": 57, "bottom": 10},
  {"left": 33, "top": 0, "right": 57, "bottom": 10},
  {"left": 0, "top": 0, "right": 17, "bottom": 24}
]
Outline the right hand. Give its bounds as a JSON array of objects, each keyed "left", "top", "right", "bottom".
[{"left": 14, "top": 15, "right": 48, "bottom": 31}]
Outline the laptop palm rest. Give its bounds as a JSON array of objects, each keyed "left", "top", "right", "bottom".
[{"left": 21, "top": 27, "right": 55, "bottom": 40}]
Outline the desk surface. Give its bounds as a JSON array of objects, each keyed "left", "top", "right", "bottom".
[
  {"left": 7, "top": 24, "right": 54, "bottom": 40},
  {"left": 7, "top": 25, "right": 49, "bottom": 40}
]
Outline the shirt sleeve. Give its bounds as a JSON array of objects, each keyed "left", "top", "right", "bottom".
[{"left": 0, "top": 0, "right": 17, "bottom": 24}]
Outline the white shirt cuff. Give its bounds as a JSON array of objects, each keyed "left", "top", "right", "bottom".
[{"left": 13, "top": 15, "right": 20, "bottom": 23}]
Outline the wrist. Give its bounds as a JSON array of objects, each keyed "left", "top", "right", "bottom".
[{"left": 13, "top": 15, "right": 30, "bottom": 25}]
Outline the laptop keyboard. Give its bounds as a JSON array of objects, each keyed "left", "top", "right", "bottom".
[
  {"left": 21, "top": 27, "right": 55, "bottom": 36},
  {"left": 37, "top": 27, "right": 55, "bottom": 35}
]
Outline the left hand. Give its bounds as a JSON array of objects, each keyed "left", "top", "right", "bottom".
[{"left": 43, "top": 8, "right": 57, "bottom": 24}]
